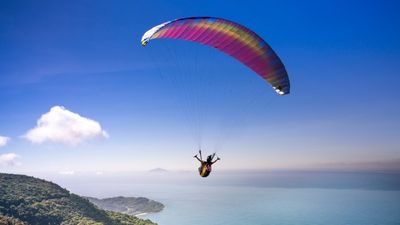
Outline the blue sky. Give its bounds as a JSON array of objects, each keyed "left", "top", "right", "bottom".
[{"left": 0, "top": 0, "right": 399, "bottom": 173}]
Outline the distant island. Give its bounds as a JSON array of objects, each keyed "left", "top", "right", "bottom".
[
  {"left": 86, "top": 196, "right": 164, "bottom": 216},
  {"left": 148, "top": 168, "right": 168, "bottom": 173},
  {"left": 0, "top": 173, "right": 158, "bottom": 225}
]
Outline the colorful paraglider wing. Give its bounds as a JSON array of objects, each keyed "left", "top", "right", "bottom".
[{"left": 141, "top": 17, "right": 290, "bottom": 95}]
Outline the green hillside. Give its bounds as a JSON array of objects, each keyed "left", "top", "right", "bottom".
[{"left": 0, "top": 173, "right": 156, "bottom": 225}]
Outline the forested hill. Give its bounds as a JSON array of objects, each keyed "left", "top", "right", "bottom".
[{"left": 0, "top": 173, "right": 156, "bottom": 225}]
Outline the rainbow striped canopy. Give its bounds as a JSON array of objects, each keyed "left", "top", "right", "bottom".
[{"left": 141, "top": 17, "right": 290, "bottom": 95}]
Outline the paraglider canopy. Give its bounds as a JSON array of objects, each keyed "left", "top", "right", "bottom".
[{"left": 141, "top": 17, "right": 290, "bottom": 95}]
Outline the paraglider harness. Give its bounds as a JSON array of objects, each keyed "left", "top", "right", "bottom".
[{"left": 194, "top": 150, "right": 220, "bottom": 177}]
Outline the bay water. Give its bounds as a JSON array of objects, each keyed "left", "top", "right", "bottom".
[{"left": 46, "top": 171, "right": 400, "bottom": 225}]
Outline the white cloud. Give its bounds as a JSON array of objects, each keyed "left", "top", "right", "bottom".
[
  {"left": 24, "top": 106, "right": 108, "bottom": 145},
  {"left": 0, "top": 136, "right": 10, "bottom": 148},
  {"left": 0, "top": 153, "right": 20, "bottom": 166},
  {"left": 58, "top": 170, "right": 75, "bottom": 175}
]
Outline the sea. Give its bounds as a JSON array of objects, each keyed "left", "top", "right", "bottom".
[{"left": 43, "top": 171, "right": 400, "bottom": 225}]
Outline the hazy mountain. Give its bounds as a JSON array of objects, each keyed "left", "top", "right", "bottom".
[{"left": 148, "top": 168, "right": 168, "bottom": 173}]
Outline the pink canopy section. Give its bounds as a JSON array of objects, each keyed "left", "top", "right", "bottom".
[{"left": 142, "top": 17, "right": 290, "bottom": 95}]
